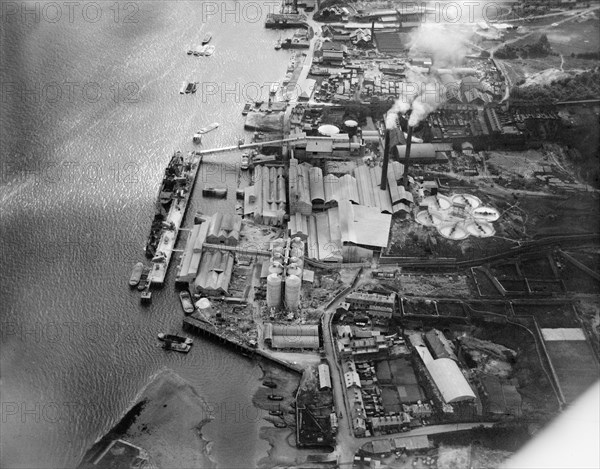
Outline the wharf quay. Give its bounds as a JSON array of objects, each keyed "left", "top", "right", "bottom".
[
  {"left": 183, "top": 316, "right": 303, "bottom": 374},
  {"left": 149, "top": 152, "right": 203, "bottom": 287}
]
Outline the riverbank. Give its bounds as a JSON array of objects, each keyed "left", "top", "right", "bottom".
[{"left": 78, "top": 369, "right": 215, "bottom": 468}]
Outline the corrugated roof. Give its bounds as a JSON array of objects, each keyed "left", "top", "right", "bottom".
[
  {"left": 271, "top": 335, "right": 319, "bottom": 349},
  {"left": 426, "top": 358, "right": 476, "bottom": 403}
]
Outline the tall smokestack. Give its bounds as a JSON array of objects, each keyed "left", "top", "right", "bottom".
[
  {"left": 402, "top": 125, "right": 413, "bottom": 189},
  {"left": 380, "top": 129, "right": 390, "bottom": 191}
]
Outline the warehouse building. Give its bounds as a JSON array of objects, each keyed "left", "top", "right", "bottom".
[{"left": 264, "top": 323, "right": 320, "bottom": 350}]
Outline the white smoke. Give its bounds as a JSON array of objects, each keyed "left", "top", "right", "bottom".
[{"left": 386, "top": 22, "right": 476, "bottom": 127}]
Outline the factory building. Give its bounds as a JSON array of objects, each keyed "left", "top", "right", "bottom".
[
  {"left": 264, "top": 323, "right": 320, "bottom": 350},
  {"left": 318, "top": 363, "right": 332, "bottom": 390}
]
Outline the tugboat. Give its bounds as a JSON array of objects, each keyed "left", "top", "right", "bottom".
[
  {"left": 202, "top": 32, "right": 212, "bottom": 45},
  {"left": 157, "top": 333, "right": 193, "bottom": 345},
  {"left": 161, "top": 340, "right": 191, "bottom": 353},
  {"left": 202, "top": 187, "right": 227, "bottom": 198},
  {"left": 179, "top": 290, "right": 195, "bottom": 314},
  {"left": 267, "top": 394, "right": 283, "bottom": 401},
  {"left": 129, "top": 262, "right": 144, "bottom": 287}
]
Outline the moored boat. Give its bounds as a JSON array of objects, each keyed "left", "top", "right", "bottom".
[
  {"left": 129, "top": 262, "right": 144, "bottom": 286},
  {"left": 202, "top": 187, "right": 227, "bottom": 198},
  {"left": 202, "top": 32, "right": 212, "bottom": 44},
  {"left": 203, "top": 45, "right": 215, "bottom": 56},
  {"left": 180, "top": 81, "right": 188, "bottom": 94},
  {"left": 179, "top": 290, "right": 195, "bottom": 314},
  {"left": 269, "top": 409, "right": 283, "bottom": 416},
  {"left": 242, "top": 102, "right": 252, "bottom": 116},
  {"left": 267, "top": 394, "right": 283, "bottom": 401},
  {"left": 274, "top": 421, "right": 286, "bottom": 428},
  {"left": 161, "top": 341, "right": 191, "bottom": 353},
  {"left": 157, "top": 333, "right": 193, "bottom": 345},
  {"left": 193, "top": 45, "right": 203, "bottom": 56},
  {"left": 193, "top": 133, "right": 202, "bottom": 144},
  {"left": 137, "top": 266, "right": 151, "bottom": 291}
]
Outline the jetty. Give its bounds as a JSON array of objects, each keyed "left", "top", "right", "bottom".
[
  {"left": 194, "top": 135, "right": 306, "bottom": 156},
  {"left": 183, "top": 316, "right": 303, "bottom": 373},
  {"left": 149, "top": 152, "right": 203, "bottom": 287}
]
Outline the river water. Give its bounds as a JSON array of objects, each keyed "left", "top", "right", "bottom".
[{"left": 0, "top": 1, "right": 289, "bottom": 467}]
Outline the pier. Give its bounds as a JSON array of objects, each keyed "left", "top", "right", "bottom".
[
  {"left": 183, "top": 316, "right": 303, "bottom": 374},
  {"left": 194, "top": 135, "right": 306, "bottom": 156}
]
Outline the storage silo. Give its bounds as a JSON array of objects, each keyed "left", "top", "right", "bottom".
[
  {"left": 267, "top": 273, "right": 282, "bottom": 308},
  {"left": 286, "top": 263, "right": 302, "bottom": 278},
  {"left": 285, "top": 274, "right": 301, "bottom": 310},
  {"left": 269, "top": 261, "right": 284, "bottom": 275}
]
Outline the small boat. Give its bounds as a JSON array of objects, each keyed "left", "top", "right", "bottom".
[
  {"left": 193, "top": 45, "right": 203, "bottom": 56},
  {"left": 274, "top": 421, "right": 287, "bottom": 428},
  {"left": 179, "top": 290, "right": 195, "bottom": 314},
  {"left": 274, "top": 38, "right": 282, "bottom": 50},
  {"left": 185, "top": 82, "right": 198, "bottom": 94},
  {"left": 202, "top": 187, "right": 227, "bottom": 198},
  {"left": 242, "top": 102, "right": 252, "bottom": 116},
  {"left": 157, "top": 333, "right": 193, "bottom": 345},
  {"left": 269, "top": 409, "right": 283, "bottom": 416},
  {"left": 203, "top": 45, "right": 215, "bottom": 56},
  {"left": 137, "top": 266, "right": 151, "bottom": 291},
  {"left": 187, "top": 46, "right": 194, "bottom": 55},
  {"left": 141, "top": 290, "right": 152, "bottom": 303},
  {"left": 267, "top": 394, "right": 284, "bottom": 401},
  {"left": 202, "top": 32, "right": 212, "bottom": 45},
  {"left": 197, "top": 122, "right": 219, "bottom": 134},
  {"left": 161, "top": 341, "right": 191, "bottom": 353},
  {"left": 193, "top": 133, "right": 202, "bottom": 144},
  {"left": 263, "top": 380, "right": 277, "bottom": 389},
  {"left": 129, "top": 262, "right": 144, "bottom": 287},
  {"left": 240, "top": 152, "right": 249, "bottom": 170},
  {"left": 180, "top": 81, "right": 188, "bottom": 94}
]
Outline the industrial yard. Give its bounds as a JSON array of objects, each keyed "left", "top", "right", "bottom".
[{"left": 116, "top": 0, "right": 600, "bottom": 467}]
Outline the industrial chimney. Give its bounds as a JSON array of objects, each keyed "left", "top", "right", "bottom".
[
  {"left": 380, "top": 129, "right": 390, "bottom": 191},
  {"left": 402, "top": 125, "right": 413, "bottom": 189}
]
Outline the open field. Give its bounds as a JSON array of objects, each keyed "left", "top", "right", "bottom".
[{"left": 544, "top": 340, "right": 598, "bottom": 404}]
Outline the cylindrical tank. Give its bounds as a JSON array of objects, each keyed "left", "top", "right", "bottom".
[
  {"left": 289, "top": 256, "right": 304, "bottom": 267},
  {"left": 267, "top": 273, "right": 282, "bottom": 308},
  {"left": 270, "top": 252, "right": 283, "bottom": 263},
  {"left": 284, "top": 274, "right": 301, "bottom": 310},
  {"left": 269, "top": 262, "right": 284, "bottom": 275},
  {"left": 290, "top": 246, "right": 304, "bottom": 258},
  {"left": 286, "top": 264, "right": 302, "bottom": 277}
]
